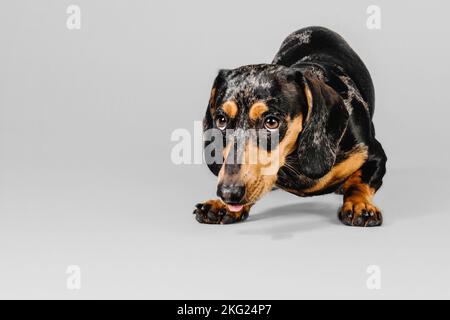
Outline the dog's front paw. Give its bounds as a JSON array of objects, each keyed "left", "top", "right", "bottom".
[
  {"left": 193, "top": 199, "right": 249, "bottom": 224},
  {"left": 338, "top": 201, "right": 383, "bottom": 227}
]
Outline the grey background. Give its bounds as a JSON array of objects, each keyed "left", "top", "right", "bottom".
[{"left": 0, "top": 0, "right": 449, "bottom": 299}]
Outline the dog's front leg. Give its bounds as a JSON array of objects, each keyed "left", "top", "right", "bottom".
[
  {"left": 193, "top": 199, "right": 253, "bottom": 224},
  {"left": 338, "top": 171, "right": 383, "bottom": 227}
]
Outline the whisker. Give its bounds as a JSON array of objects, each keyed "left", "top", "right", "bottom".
[{"left": 283, "top": 162, "right": 300, "bottom": 176}]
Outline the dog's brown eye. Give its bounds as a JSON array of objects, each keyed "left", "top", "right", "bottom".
[
  {"left": 264, "top": 116, "right": 280, "bottom": 131},
  {"left": 215, "top": 115, "right": 228, "bottom": 130}
]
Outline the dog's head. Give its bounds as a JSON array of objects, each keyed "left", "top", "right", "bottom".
[{"left": 203, "top": 64, "right": 349, "bottom": 210}]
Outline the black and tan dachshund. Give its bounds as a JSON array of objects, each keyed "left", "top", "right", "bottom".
[{"left": 194, "top": 26, "right": 387, "bottom": 227}]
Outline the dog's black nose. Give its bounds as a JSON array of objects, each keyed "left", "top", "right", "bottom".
[{"left": 217, "top": 184, "right": 245, "bottom": 204}]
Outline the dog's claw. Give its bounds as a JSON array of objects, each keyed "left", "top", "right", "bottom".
[
  {"left": 207, "top": 211, "right": 219, "bottom": 222},
  {"left": 221, "top": 215, "right": 234, "bottom": 224},
  {"left": 241, "top": 211, "right": 249, "bottom": 221}
]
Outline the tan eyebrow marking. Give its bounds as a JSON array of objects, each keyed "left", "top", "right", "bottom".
[
  {"left": 209, "top": 88, "right": 217, "bottom": 109},
  {"left": 249, "top": 102, "right": 269, "bottom": 121},
  {"left": 221, "top": 101, "right": 238, "bottom": 118}
]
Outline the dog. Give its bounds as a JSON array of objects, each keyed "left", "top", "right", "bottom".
[{"left": 193, "top": 26, "right": 387, "bottom": 227}]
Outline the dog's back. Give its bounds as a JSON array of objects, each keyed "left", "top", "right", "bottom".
[{"left": 273, "top": 26, "right": 375, "bottom": 117}]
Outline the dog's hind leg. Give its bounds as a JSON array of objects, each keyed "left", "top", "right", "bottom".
[{"left": 338, "top": 139, "right": 387, "bottom": 227}]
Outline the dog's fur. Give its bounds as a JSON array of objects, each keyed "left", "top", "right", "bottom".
[{"left": 194, "top": 27, "right": 387, "bottom": 227}]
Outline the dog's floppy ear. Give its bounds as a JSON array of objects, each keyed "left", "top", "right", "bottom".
[
  {"left": 203, "top": 70, "right": 229, "bottom": 130},
  {"left": 203, "top": 70, "right": 230, "bottom": 176},
  {"left": 296, "top": 72, "right": 349, "bottom": 179}
]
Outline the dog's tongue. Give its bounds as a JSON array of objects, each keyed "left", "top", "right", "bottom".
[{"left": 227, "top": 204, "right": 244, "bottom": 212}]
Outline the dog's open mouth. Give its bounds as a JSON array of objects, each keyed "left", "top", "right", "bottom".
[{"left": 226, "top": 204, "right": 244, "bottom": 212}]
